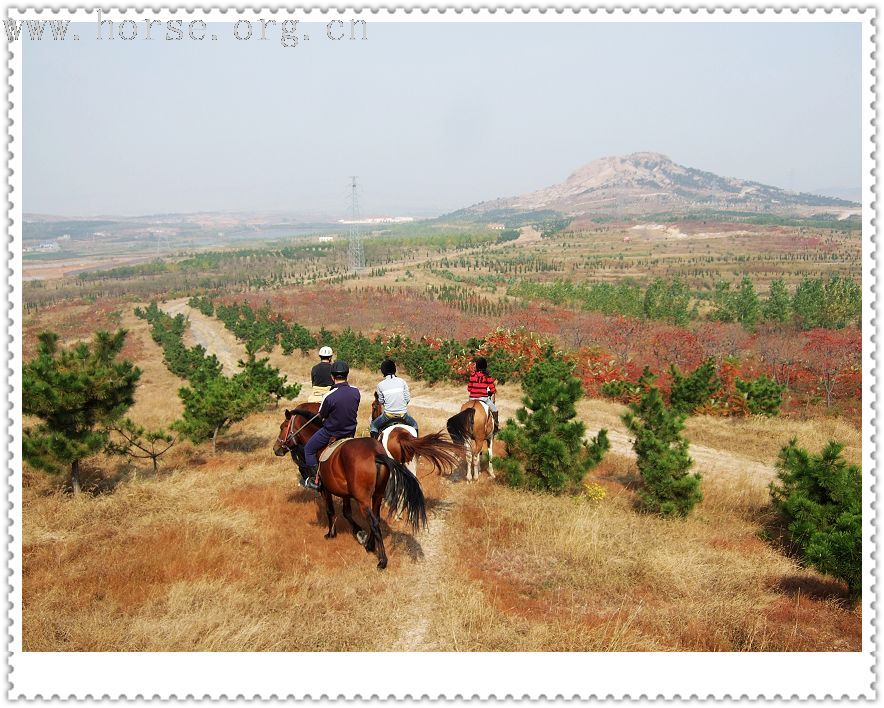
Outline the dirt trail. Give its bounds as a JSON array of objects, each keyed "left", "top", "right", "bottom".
[
  {"left": 162, "top": 299, "right": 778, "bottom": 483},
  {"left": 161, "top": 299, "right": 246, "bottom": 375},
  {"left": 389, "top": 481, "right": 465, "bottom": 651},
  {"left": 157, "top": 303, "right": 777, "bottom": 649},
  {"left": 413, "top": 396, "right": 775, "bottom": 480}
]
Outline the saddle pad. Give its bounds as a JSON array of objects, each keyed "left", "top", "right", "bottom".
[
  {"left": 381, "top": 424, "right": 417, "bottom": 456},
  {"left": 469, "top": 399, "right": 491, "bottom": 417},
  {"left": 319, "top": 438, "right": 352, "bottom": 463}
]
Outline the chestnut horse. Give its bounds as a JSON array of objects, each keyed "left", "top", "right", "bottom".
[
  {"left": 273, "top": 404, "right": 426, "bottom": 569},
  {"left": 370, "top": 394, "right": 463, "bottom": 477},
  {"left": 446, "top": 401, "right": 495, "bottom": 482}
]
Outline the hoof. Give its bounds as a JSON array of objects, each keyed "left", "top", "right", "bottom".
[
  {"left": 377, "top": 559, "right": 388, "bottom": 570},
  {"left": 324, "top": 531, "right": 336, "bottom": 540}
]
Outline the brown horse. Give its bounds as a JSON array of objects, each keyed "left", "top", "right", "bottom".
[
  {"left": 446, "top": 401, "right": 496, "bottom": 482},
  {"left": 370, "top": 393, "right": 463, "bottom": 477},
  {"left": 273, "top": 404, "right": 427, "bottom": 569}
]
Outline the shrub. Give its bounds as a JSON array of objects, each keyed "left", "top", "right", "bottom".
[
  {"left": 770, "top": 440, "right": 862, "bottom": 599},
  {"left": 622, "top": 369, "right": 701, "bottom": 517},
  {"left": 669, "top": 358, "right": 721, "bottom": 415},
  {"left": 600, "top": 378, "right": 644, "bottom": 404},
  {"left": 495, "top": 350, "right": 609, "bottom": 493},
  {"left": 735, "top": 374, "right": 785, "bottom": 416}
]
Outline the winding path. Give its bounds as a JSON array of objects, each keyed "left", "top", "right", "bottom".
[
  {"left": 153, "top": 298, "right": 777, "bottom": 649},
  {"left": 159, "top": 298, "right": 777, "bottom": 482}
]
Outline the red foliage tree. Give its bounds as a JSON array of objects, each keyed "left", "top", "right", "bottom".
[
  {"left": 802, "top": 328, "right": 862, "bottom": 408},
  {"left": 754, "top": 326, "right": 806, "bottom": 390},
  {"left": 599, "top": 315, "right": 647, "bottom": 365},
  {"left": 697, "top": 321, "right": 754, "bottom": 362}
]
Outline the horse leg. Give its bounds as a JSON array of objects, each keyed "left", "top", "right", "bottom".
[
  {"left": 359, "top": 502, "right": 376, "bottom": 551},
  {"left": 322, "top": 487, "right": 337, "bottom": 540},
  {"left": 367, "top": 495, "right": 388, "bottom": 570},
  {"left": 487, "top": 435, "right": 496, "bottom": 479},
  {"left": 341, "top": 497, "right": 362, "bottom": 540}
]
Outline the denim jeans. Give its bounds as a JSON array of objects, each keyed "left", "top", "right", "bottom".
[
  {"left": 370, "top": 411, "right": 419, "bottom": 436},
  {"left": 470, "top": 396, "right": 498, "bottom": 413},
  {"left": 303, "top": 427, "right": 332, "bottom": 467}
]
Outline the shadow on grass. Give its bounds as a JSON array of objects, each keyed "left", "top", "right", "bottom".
[
  {"left": 774, "top": 574, "right": 852, "bottom": 603},
  {"left": 285, "top": 485, "right": 432, "bottom": 562},
  {"left": 50, "top": 459, "right": 168, "bottom": 497},
  {"left": 218, "top": 432, "right": 268, "bottom": 454}
]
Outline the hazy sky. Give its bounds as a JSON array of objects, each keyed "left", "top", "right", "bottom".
[{"left": 24, "top": 20, "right": 862, "bottom": 217}]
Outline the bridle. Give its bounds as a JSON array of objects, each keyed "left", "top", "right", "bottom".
[{"left": 276, "top": 412, "right": 320, "bottom": 452}]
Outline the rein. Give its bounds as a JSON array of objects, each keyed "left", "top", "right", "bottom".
[{"left": 278, "top": 412, "right": 321, "bottom": 450}]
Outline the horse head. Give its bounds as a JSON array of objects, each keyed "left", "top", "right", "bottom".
[
  {"left": 273, "top": 408, "right": 296, "bottom": 456},
  {"left": 273, "top": 403, "right": 322, "bottom": 457},
  {"left": 371, "top": 391, "right": 382, "bottom": 421}
]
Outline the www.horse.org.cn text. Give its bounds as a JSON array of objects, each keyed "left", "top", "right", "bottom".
[{"left": 4, "top": 13, "right": 368, "bottom": 48}]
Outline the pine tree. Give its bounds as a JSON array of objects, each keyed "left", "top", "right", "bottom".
[
  {"left": 106, "top": 418, "right": 176, "bottom": 473},
  {"left": 669, "top": 358, "right": 721, "bottom": 416},
  {"left": 770, "top": 440, "right": 862, "bottom": 599},
  {"left": 763, "top": 278, "right": 791, "bottom": 323},
  {"left": 23, "top": 330, "right": 141, "bottom": 494},
  {"left": 238, "top": 355, "right": 301, "bottom": 407},
  {"left": 735, "top": 374, "right": 785, "bottom": 416},
  {"left": 173, "top": 373, "right": 266, "bottom": 453},
  {"left": 733, "top": 276, "right": 760, "bottom": 328},
  {"left": 496, "top": 350, "right": 609, "bottom": 493},
  {"left": 622, "top": 369, "right": 701, "bottom": 517}
]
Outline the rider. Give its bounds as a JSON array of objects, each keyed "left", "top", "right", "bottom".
[
  {"left": 302, "top": 360, "right": 361, "bottom": 491},
  {"left": 467, "top": 357, "right": 499, "bottom": 433},
  {"left": 308, "top": 346, "right": 334, "bottom": 403},
  {"left": 370, "top": 359, "right": 419, "bottom": 439}
]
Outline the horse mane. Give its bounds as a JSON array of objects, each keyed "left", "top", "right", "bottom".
[{"left": 291, "top": 405, "right": 320, "bottom": 420}]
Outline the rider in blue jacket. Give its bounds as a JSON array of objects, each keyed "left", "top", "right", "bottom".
[{"left": 302, "top": 360, "right": 361, "bottom": 490}]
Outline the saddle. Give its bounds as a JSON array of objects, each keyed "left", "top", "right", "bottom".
[
  {"left": 469, "top": 399, "right": 491, "bottom": 417},
  {"left": 376, "top": 414, "right": 409, "bottom": 435},
  {"left": 318, "top": 437, "right": 354, "bottom": 463}
]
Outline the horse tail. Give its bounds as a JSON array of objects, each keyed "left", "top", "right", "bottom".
[
  {"left": 377, "top": 454, "right": 428, "bottom": 533},
  {"left": 398, "top": 431, "right": 463, "bottom": 475},
  {"left": 446, "top": 408, "right": 475, "bottom": 446}
]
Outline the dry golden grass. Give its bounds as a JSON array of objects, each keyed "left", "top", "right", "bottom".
[
  {"left": 21, "top": 302, "right": 862, "bottom": 652},
  {"left": 683, "top": 414, "right": 862, "bottom": 467},
  {"left": 427, "top": 458, "right": 860, "bottom": 651}
]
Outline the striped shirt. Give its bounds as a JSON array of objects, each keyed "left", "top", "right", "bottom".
[{"left": 467, "top": 371, "right": 496, "bottom": 399}]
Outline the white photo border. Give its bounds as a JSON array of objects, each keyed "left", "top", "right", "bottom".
[{"left": 4, "top": 5, "right": 877, "bottom": 700}]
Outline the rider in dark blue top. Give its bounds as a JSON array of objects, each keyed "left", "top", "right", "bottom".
[{"left": 302, "top": 360, "right": 361, "bottom": 490}]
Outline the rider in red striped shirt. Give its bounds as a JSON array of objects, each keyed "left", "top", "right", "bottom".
[{"left": 467, "top": 357, "right": 499, "bottom": 432}]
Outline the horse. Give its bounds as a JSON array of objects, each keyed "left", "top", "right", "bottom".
[
  {"left": 370, "top": 393, "right": 463, "bottom": 477},
  {"left": 446, "top": 401, "right": 496, "bottom": 482},
  {"left": 273, "top": 404, "right": 427, "bottom": 570}
]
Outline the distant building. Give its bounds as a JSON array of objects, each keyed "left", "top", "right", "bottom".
[
  {"left": 487, "top": 223, "right": 506, "bottom": 231},
  {"left": 317, "top": 236, "right": 334, "bottom": 243},
  {"left": 338, "top": 216, "right": 415, "bottom": 225}
]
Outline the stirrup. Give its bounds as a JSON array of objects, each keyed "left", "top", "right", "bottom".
[{"left": 301, "top": 476, "right": 320, "bottom": 491}]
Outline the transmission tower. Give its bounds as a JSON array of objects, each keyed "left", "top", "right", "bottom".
[{"left": 347, "top": 176, "right": 365, "bottom": 273}]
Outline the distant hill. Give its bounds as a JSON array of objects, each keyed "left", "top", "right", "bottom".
[{"left": 452, "top": 152, "right": 860, "bottom": 220}]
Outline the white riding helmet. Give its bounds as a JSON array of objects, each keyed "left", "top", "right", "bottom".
[{"left": 318, "top": 346, "right": 333, "bottom": 358}]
